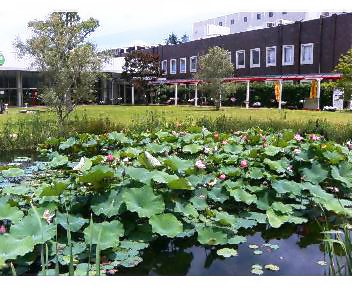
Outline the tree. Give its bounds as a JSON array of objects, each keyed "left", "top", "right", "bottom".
[
  {"left": 165, "top": 33, "right": 180, "bottom": 45},
  {"left": 335, "top": 48, "right": 352, "bottom": 101},
  {"left": 181, "top": 34, "right": 189, "bottom": 43},
  {"left": 122, "top": 50, "right": 161, "bottom": 104},
  {"left": 15, "top": 12, "right": 107, "bottom": 130},
  {"left": 195, "top": 46, "right": 234, "bottom": 110}
]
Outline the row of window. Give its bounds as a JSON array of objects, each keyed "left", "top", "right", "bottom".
[
  {"left": 161, "top": 57, "right": 198, "bottom": 75},
  {"left": 235, "top": 43, "right": 314, "bottom": 69},
  {"left": 226, "top": 12, "right": 287, "bottom": 25},
  {"left": 161, "top": 43, "right": 314, "bottom": 74}
]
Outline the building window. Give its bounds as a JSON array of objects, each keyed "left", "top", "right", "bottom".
[
  {"left": 266, "top": 46, "right": 276, "bottom": 67},
  {"left": 190, "top": 56, "right": 197, "bottom": 72},
  {"left": 257, "top": 13, "right": 261, "bottom": 20},
  {"left": 170, "top": 59, "right": 177, "bottom": 74},
  {"left": 219, "top": 21, "right": 223, "bottom": 26},
  {"left": 236, "top": 50, "right": 245, "bottom": 69},
  {"left": 244, "top": 17, "right": 248, "bottom": 23},
  {"left": 301, "top": 43, "right": 314, "bottom": 65},
  {"left": 180, "top": 58, "right": 187, "bottom": 73},
  {"left": 250, "top": 48, "right": 260, "bottom": 68},
  {"left": 282, "top": 12, "right": 287, "bottom": 15},
  {"left": 161, "top": 60, "right": 167, "bottom": 75},
  {"left": 269, "top": 12, "right": 274, "bottom": 17},
  {"left": 230, "top": 19, "right": 235, "bottom": 25},
  {"left": 282, "top": 45, "right": 294, "bottom": 66}
]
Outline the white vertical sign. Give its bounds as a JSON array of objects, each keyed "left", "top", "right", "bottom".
[{"left": 332, "top": 88, "right": 344, "bottom": 110}]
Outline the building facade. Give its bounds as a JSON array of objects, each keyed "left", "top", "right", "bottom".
[
  {"left": 145, "top": 13, "right": 351, "bottom": 80},
  {"left": 192, "top": 12, "right": 333, "bottom": 40}
]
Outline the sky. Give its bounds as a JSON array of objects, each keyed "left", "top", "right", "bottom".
[{"left": 0, "top": 0, "right": 350, "bottom": 67}]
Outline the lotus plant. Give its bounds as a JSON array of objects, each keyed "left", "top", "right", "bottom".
[
  {"left": 240, "top": 159, "right": 248, "bottom": 169},
  {"left": 195, "top": 160, "right": 206, "bottom": 169}
]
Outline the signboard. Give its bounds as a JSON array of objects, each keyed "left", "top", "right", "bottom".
[
  {"left": 0, "top": 53, "right": 4, "bottom": 66},
  {"left": 332, "top": 88, "right": 344, "bottom": 110}
]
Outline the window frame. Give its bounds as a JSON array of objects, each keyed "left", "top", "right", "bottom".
[
  {"left": 161, "top": 60, "right": 168, "bottom": 75},
  {"left": 170, "top": 59, "right": 177, "bottom": 74},
  {"left": 269, "top": 12, "right": 274, "bottom": 17},
  {"left": 179, "top": 57, "right": 187, "bottom": 74},
  {"left": 282, "top": 45, "right": 294, "bottom": 66},
  {"left": 257, "top": 13, "right": 261, "bottom": 20},
  {"left": 243, "top": 16, "right": 248, "bottom": 23},
  {"left": 236, "top": 50, "right": 246, "bottom": 69},
  {"left": 250, "top": 48, "right": 261, "bottom": 68},
  {"left": 266, "top": 46, "right": 277, "bottom": 67},
  {"left": 190, "top": 56, "right": 197, "bottom": 73},
  {"left": 230, "top": 19, "right": 235, "bottom": 25},
  {"left": 300, "top": 43, "right": 314, "bottom": 65}
]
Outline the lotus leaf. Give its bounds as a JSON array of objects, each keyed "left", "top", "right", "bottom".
[
  {"left": 72, "top": 157, "right": 92, "bottom": 172},
  {"left": 301, "top": 163, "right": 328, "bottom": 184},
  {"left": 79, "top": 165, "right": 114, "bottom": 189},
  {"left": 223, "top": 144, "right": 242, "bottom": 154},
  {"left": 91, "top": 189, "right": 124, "bottom": 218},
  {"left": 107, "top": 132, "right": 130, "bottom": 144},
  {"left": 264, "top": 145, "right": 282, "bottom": 156},
  {"left": 39, "top": 181, "right": 68, "bottom": 197},
  {"left": 0, "top": 200, "right": 24, "bottom": 223},
  {"left": 2, "top": 168, "right": 24, "bottom": 177},
  {"left": 138, "top": 151, "right": 162, "bottom": 169},
  {"left": 266, "top": 208, "right": 289, "bottom": 228},
  {"left": 149, "top": 213, "right": 183, "bottom": 237},
  {"left": 167, "top": 178, "right": 193, "bottom": 190},
  {"left": 174, "top": 201, "right": 199, "bottom": 218},
  {"left": 146, "top": 143, "right": 170, "bottom": 154},
  {"left": 56, "top": 212, "right": 88, "bottom": 232},
  {"left": 0, "top": 234, "right": 34, "bottom": 261},
  {"left": 271, "top": 202, "right": 293, "bottom": 214},
  {"left": 248, "top": 167, "right": 264, "bottom": 179},
  {"left": 164, "top": 156, "right": 193, "bottom": 173},
  {"left": 323, "top": 151, "right": 345, "bottom": 164},
  {"left": 11, "top": 214, "right": 56, "bottom": 244},
  {"left": 196, "top": 227, "right": 228, "bottom": 245},
  {"left": 2, "top": 185, "right": 31, "bottom": 196},
  {"left": 150, "top": 170, "right": 178, "bottom": 184},
  {"left": 124, "top": 166, "right": 152, "bottom": 184},
  {"left": 216, "top": 248, "right": 238, "bottom": 257},
  {"left": 227, "top": 235, "right": 247, "bottom": 245},
  {"left": 122, "top": 185, "right": 165, "bottom": 218},
  {"left": 331, "top": 162, "right": 352, "bottom": 188},
  {"left": 264, "top": 264, "right": 280, "bottom": 271},
  {"left": 208, "top": 187, "right": 229, "bottom": 203},
  {"left": 253, "top": 250, "right": 263, "bottom": 255},
  {"left": 229, "top": 188, "right": 257, "bottom": 205},
  {"left": 271, "top": 180, "right": 302, "bottom": 196},
  {"left": 263, "top": 159, "right": 286, "bottom": 174},
  {"left": 83, "top": 220, "right": 124, "bottom": 250},
  {"left": 182, "top": 144, "right": 203, "bottom": 154},
  {"left": 49, "top": 155, "right": 68, "bottom": 168},
  {"left": 59, "top": 137, "right": 76, "bottom": 150}
]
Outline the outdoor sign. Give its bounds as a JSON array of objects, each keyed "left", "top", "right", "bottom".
[
  {"left": 0, "top": 53, "right": 5, "bottom": 66},
  {"left": 332, "top": 88, "right": 344, "bottom": 110}
]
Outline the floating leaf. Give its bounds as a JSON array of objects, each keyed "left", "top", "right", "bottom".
[
  {"left": 91, "top": 189, "right": 124, "bottom": 218},
  {"left": 271, "top": 180, "right": 302, "bottom": 196},
  {"left": 138, "top": 151, "right": 162, "bottom": 169},
  {"left": 182, "top": 144, "right": 203, "bottom": 154},
  {"left": 167, "top": 178, "right": 193, "bottom": 190},
  {"left": 251, "top": 264, "right": 264, "bottom": 275},
  {"left": 83, "top": 220, "right": 124, "bottom": 250},
  {"left": 229, "top": 188, "right": 257, "bottom": 205},
  {"left": 227, "top": 235, "right": 247, "bottom": 245},
  {"left": 122, "top": 185, "right": 165, "bottom": 218},
  {"left": 301, "top": 163, "right": 328, "bottom": 184},
  {"left": 249, "top": 244, "right": 259, "bottom": 249},
  {"left": 2, "top": 168, "right": 24, "bottom": 178},
  {"left": 216, "top": 248, "right": 238, "bottom": 258},
  {"left": 264, "top": 264, "right": 280, "bottom": 271},
  {"left": 49, "top": 155, "right": 68, "bottom": 168},
  {"left": 196, "top": 227, "right": 228, "bottom": 245},
  {"left": 253, "top": 250, "right": 263, "bottom": 255},
  {"left": 79, "top": 165, "right": 114, "bottom": 189},
  {"left": 149, "top": 213, "right": 183, "bottom": 238}
]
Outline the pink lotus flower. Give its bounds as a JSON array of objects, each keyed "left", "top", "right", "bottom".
[
  {"left": 218, "top": 174, "right": 226, "bottom": 180},
  {"left": 294, "top": 134, "right": 303, "bottom": 142},
  {"left": 261, "top": 136, "right": 267, "bottom": 142},
  {"left": 195, "top": 160, "right": 206, "bottom": 169},
  {"left": 241, "top": 135, "right": 248, "bottom": 142},
  {"left": 42, "top": 209, "right": 54, "bottom": 224},
  {"left": 105, "top": 154, "right": 114, "bottom": 162},
  {"left": 222, "top": 140, "right": 228, "bottom": 145},
  {"left": 0, "top": 225, "right": 6, "bottom": 234},
  {"left": 309, "top": 134, "right": 321, "bottom": 141},
  {"left": 204, "top": 147, "right": 211, "bottom": 154},
  {"left": 240, "top": 159, "right": 248, "bottom": 169}
]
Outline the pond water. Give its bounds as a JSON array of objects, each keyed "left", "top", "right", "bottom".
[{"left": 117, "top": 223, "right": 331, "bottom": 276}]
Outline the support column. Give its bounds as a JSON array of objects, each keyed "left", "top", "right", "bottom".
[
  {"left": 246, "top": 81, "right": 250, "bottom": 109},
  {"left": 16, "top": 71, "right": 23, "bottom": 107},
  {"left": 103, "top": 78, "right": 107, "bottom": 104},
  {"left": 195, "top": 84, "right": 198, "bottom": 106},
  {"left": 316, "top": 79, "right": 321, "bottom": 110},
  {"left": 111, "top": 80, "right": 114, "bottom": 104},
  {"left": 278, "top": 80, "right": 283, "bottom": 110},
  {"left": 174, "top": 84, "right": 178, "bottom": 106},
  {"left": 123, "top": 82, "right": 127, "bottom": 103},
  {"left": 131, "top": 84, "right": 135, "bottom": 105}
]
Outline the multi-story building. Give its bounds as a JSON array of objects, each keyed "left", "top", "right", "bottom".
[
  {"left": 146, "top": 13, "right": 351, "bottom": 80},
  {"left": 192, "top": 12, "right": 333, "bottom": 40}
]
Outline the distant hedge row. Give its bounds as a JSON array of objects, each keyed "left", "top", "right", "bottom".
[{"left": 156, "top": 82, "right": 336, "bottom": 109}]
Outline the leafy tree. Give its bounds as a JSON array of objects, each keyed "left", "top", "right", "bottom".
[
  {"left": 195, "top": 46, "right": 234, "bottom": 110},
  {"left": 335, "top": 48, "right": 352, "bottom": 101},
  {"left": 15, "top": 12, "right": 107, "bottom": 130},
  {"left": 181, "top": 34, "right": 190, "bottom": 43},
  {"left": 122, "top": 50, "right": 161, "bottom": 104},
  {"left": 165, "top": 33, "right": 180, "bottom": 45}
]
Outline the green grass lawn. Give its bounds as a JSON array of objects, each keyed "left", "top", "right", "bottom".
[{"left": 1, "top": 105, "right": 352, "bottom": 125}]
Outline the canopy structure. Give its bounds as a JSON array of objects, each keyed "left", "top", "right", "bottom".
[{"left": 150, "top": 73, "right": 341, "bottom": 109}]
